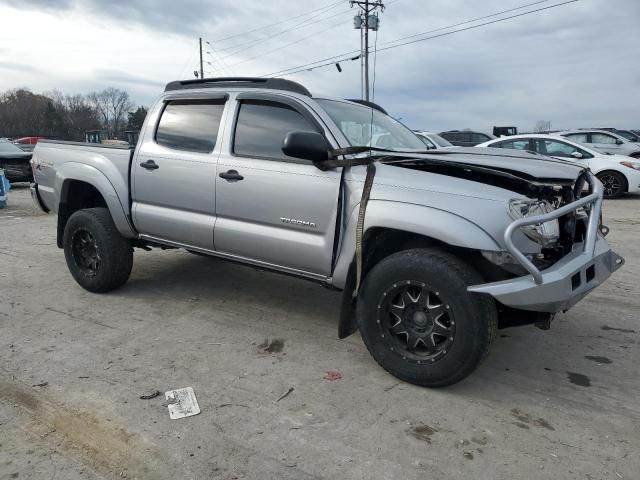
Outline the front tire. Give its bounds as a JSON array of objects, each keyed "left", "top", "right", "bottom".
[
  {"left": 63, "top": 208, "right": 133, "bottom": 293},
  {"left": 357, "top": 248, "right": 497, "bottom": 387},
  {"left": 597, "top": 171, "right": 626, "bottom": 199}
]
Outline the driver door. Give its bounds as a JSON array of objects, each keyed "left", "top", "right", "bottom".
[{"left": 213, "top": 95, "right": 341, "bottom": 277}]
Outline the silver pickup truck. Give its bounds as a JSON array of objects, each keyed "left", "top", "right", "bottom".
[{"left": 30, "top": 77, "right": 624, "bottom": 387}]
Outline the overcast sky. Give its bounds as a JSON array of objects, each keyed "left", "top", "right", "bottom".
[{"left": 0, "top": 0, "right": 638, "bottom": 131}]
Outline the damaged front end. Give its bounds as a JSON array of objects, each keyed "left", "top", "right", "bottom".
[
  {"left": 381, "top": 151, "right": 624, "bottom": 319},
  {"left": 468, "top": 171, "right": 624, "bottom": 313}
]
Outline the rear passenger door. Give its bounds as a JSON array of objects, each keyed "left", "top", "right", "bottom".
[
  {"left": 589, "top": 132, "right": 624, "bottom": 154},
  {"left": 132, "top": 96, "right": 227, "bottom": 249},
  {"left": 213, "top": 94, "right": 341, "bottom": 277}
]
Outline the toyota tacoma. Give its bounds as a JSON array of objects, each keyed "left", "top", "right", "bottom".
[{"left": 30, "top": 77, "right": 624, "bottom": 387}]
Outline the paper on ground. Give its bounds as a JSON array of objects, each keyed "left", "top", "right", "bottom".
[{"left": 165, "top": 387, "right": 201, "bottom": 419}]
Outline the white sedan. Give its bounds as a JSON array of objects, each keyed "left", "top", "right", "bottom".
[{"left": 476, "top": 134, "right": 640, "bottom": 199}]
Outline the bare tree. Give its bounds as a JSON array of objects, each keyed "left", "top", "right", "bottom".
[
  {"left": 47, "top": 90, "right": 101, "bottom": 141},
  {"left": 0, "top": 89, "right": 54, "bottom": 138},
  {"left": 533, "top": 120, "right": 552, "bottom": 133},
  {"left": 87, "top": 88, "right": 134, "bottom": 138},
  {"left": 0, "top": 87, "right": 128, "bottom": 140}
]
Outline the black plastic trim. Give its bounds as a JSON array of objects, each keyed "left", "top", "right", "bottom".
[
  {"left": 164, "top": 77, "right": 311, "bottom": 97},
  {"left": 344, "top": 99, "right": 388, "bottom": 115}
]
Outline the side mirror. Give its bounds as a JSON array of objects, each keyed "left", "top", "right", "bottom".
[
  {"left": 282, "top": 131, "right": 330, "bottom": 164},
  {"left": 570, "top": 151, "right": 583, "bottom": 159},
  {"left": 615, "top": 139, "right": 624, "bottom": 145}
]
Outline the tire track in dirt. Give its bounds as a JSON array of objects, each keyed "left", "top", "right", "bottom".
[{"left": 0, "top": 376, "right": 166, "bottom": 479}]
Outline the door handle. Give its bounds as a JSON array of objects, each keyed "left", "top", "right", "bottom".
[
  {"left": 219, "top": 169, "right": 244, "bottom": 181},
  {"left": 140, "top": 159, "right": 159, "bottom": 170}
]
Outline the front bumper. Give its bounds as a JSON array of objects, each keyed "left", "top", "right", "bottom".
[
  {"left": 469, "top": 236, "right": 624, "bottom": 312},
  {"left": 469, "top": 171, "right": 624, "bottom": 313}
]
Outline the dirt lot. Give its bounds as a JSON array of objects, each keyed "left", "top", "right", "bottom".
[{"left": 1, "top": 183, "right": 638, "bottom": 480}]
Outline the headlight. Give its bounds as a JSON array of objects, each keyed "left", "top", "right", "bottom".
[
  {"left": 620, "top": 161, "right": 640, "bottom": 170},
  {"left": 508, "top": 199, "right": 560, "bottom": 246}
]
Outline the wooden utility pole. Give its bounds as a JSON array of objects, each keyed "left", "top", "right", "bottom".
[
  {"left": 351, "top": 1, "right": 385, "bottom": 101},
  {"left": 364, "top": 0, "right": 370, "bottom": 101},
  {"left": 199, "top": 37, "right": 204, "bottom": 79}
]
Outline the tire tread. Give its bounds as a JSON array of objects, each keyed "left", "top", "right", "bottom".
[
  {"left": 63, "top": 208, "right": 133, "bottom": 293},
  {"left": 357, "top": 248, "right": 497, "bottom": 387}
]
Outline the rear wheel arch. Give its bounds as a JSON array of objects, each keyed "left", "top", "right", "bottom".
[{"left": 57, "top": 180, "right": 108, "bottom": 248}]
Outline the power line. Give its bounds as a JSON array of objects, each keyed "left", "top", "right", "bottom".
[
  {"left": 213, "top": 5, "right": 352, "bottom": 61},
  {"left": 226, "top": 15, "right": 350, "bottom": 68},
  {"left": 206, "top": 0, "right": 400, "bottom": 75},
  {"left": 375, "top": 0, "right": 579, "bottom": 53},
  {"left": 376, "top": 0, "right": 556, "bottom": 48},
  {"left": 262, "top": 0, "right": 578, "bottom": 77},
  {"left": 205, "top": 46, "right": 234, "bottom": 75},
  {"left": 209, "top": 0, "right": 344, "bottom": 44},
  {"left": 264, "top": 0, "right": 557, "bottom": 76},
  {"left": 178, "top": 42, "right": 201, "bottom": 79}
]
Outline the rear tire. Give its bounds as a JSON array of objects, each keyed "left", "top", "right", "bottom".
[
  {"left": 597, "top": 171, "right": 626, "bottom": 199},
  {"left": 63, "top": 208, "right": 133, "bottom": 293},
  {"left": 357, "top": 248, "right": 497, "bottom": 387}
]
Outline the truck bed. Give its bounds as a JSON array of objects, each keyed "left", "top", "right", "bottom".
[{"left": 32, "top": 140, "right": 134, "bottom": 214}]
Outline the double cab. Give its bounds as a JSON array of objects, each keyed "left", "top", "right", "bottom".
[{"left": 31, "top": 77, "right": 623, "bottom": 387}]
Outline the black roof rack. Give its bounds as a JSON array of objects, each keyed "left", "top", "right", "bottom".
[
  {"left": 164, "top": 77, "right": 311, "bottom": 96},
  {"left": 345, "top": 99, "right": 388, "bottom": 115}
]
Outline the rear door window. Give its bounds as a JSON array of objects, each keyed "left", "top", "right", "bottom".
[
  {"left": 233, "top": 100, "right": 319, "bottom": 161},
  {"left": 535, "top": 139, "right": 591, "bottom": 159},
  {"left": 564, "top": 133, "right": 588, "bottom": 143},
  {"left": 494, "top": 139, "right": 531, "bottom": 150},
  {"left": 591, "top": 132, "right": 618, "bottom": 144},
  {"left": 156, "top": 99, "right": 226, "bottom": 153}
]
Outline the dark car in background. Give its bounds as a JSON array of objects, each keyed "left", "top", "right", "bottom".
[
  {"left": 0, "top": 141, "right": 33, "bottom": 181},
  {"left": 614, "top": 130, "right": 640, "bottom": 142},
  {"left": 439, "top": 130, "right": 495, "bottom": 147}
]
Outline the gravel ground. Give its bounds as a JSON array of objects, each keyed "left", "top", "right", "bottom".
[{"left": 1, "top": 183, "right": 638, "bottom": 480}]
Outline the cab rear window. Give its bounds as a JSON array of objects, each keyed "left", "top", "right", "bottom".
[{"left": 156, "top": 99, "right": 225, "bottom": 153}]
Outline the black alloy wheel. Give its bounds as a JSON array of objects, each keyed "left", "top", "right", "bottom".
[
  {"left": 63, "top": 208, "right": 133, "bottom": 292},
  {"left": 377, "top": 281, "right": 455, "bottom": 364},
  {"left": 71, "top": 229, "right": 101, "bottom": 277},
  {"left": 357, "top": 248, "right": 497, "bottom": 387},
  {"left": 597, "top": 172, "right": 625, "bottom": 199}
]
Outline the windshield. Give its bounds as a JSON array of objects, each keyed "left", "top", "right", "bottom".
[
  {"left": 0, "top": 142, "right": 25, "bottom": 154},
  {"left": 316, "top": 99, "right": 426, "bottom": 152},
  {"left": 428, "top": 133, "right": 453, "bottom": 147}
]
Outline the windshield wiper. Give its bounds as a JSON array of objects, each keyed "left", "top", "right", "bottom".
[{"left": 329, "top": 146, "right": 433, "bottom": 157}]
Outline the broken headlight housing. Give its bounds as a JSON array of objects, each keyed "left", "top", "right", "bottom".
[{"left": 508, "top": 199, "right": 560, "bottom": 247}]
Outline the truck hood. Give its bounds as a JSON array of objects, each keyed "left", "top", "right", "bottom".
[{"left": 379, "top": 146, "right": 586, "bottom": 195}]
